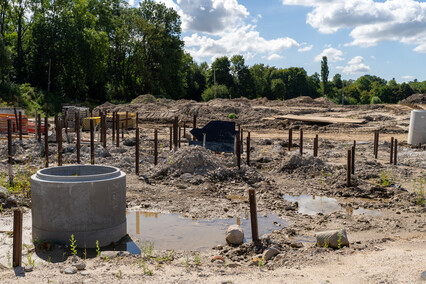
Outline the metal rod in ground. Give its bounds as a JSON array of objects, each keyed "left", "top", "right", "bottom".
[
  {"left": 7, "top": 119, "right": 13, "bottom": 185},
  {"left": 37, "top": 113, "right": 42, "bottom": 142},
  {"left": 54, "top": 114, "right": 58, "bottom": 143},
  {"left": 236, "top": 134, "right": 241, "bottom": 169},
  {"left": 203, "top": 133, "right": 206, "bottom": 147},
  {"left": 14, "top": 107, "right": 18, "bottom": 132},
  {"left": 240, "top": 128, "right": 244, "bottom": 154},
  {"left": 351, "top": 145, "right": 355, "bottom": 175},
  {"left": 136, "top": 112, "right": 139, "bottom": 129},
  {"left": 112, "top": 111, "right": 115, "bottom": 144},
  {"left": 12, "top": 209, "right": 22, "bottom": 268},
  {"left": 44, "top": 117, "right": 49, "bottom": 168},
  {"left": 76, "top": 112, "right": 81, "bottom": 164},
  {"left": 394, "top": 139, "right": 398, "bottom": 165},
  {"left": 154, "top": 129, "right": 158, "bottom": 165},
  {"left": 58, "top": 119, "right": 62, "bottom": 166},
  {"left": 248, "top": 189, "right": 259, "bottom": 242},
  {"left": 18, "top": 112, "right": 22, "bottom": 141},
  {"left": 288, "top": 128, "right": 292, "bottom": 150},
  {"left": 299, "top": 129, "right": 303, "bottom": 155},
  {"left": 125, "top": 111, "right": 128, "bottom": 131},
  {"left": 64, "top": 111, "right": 68, "bottom": 136},
  {"left": 169, "top": 126, "right": 172, "bottom": 151},
  {"left": 90, "top": 119, "right": 95, "bottom": 165},
  {"left": 247, "top": 132, "right": 251, "bottom": 166},
  {"left": 347, "top": 149, "right": 352, "bottom": 187},
  {"left": 173, "top": 117, "right": 178, "bottom": 149},
  {"left": 116, "top": 113, "right": 120, "bottom": 147},
  {"left": 313, "top": 135, "right": 318, "bottom": 157},
  {"left": 135, "top": 128, "right": 140, "bottom": 175},
  {"left": 374, "top": 131, "right": 379, "bottom": 159},
  {"left": 178, "top": 127, "right": 181, "bottom": 148},
  {"left": 35, "top": 110, "right": 39, "bottom": 140},
  {"left": 102, "top": 114, "right": 107, "bottom": 148},
  {"left": 390, "top": 137, "right": 394, "bottom": 164},
  {"left": 183, "top": 122, "right": 186, "bottom": 140},
  {"left": 121, "top": 121, "right": 124, "bottom": 139},
  {"left": 193, "top": 114, "right": 197, "bottom": 141},
  {"left": 99, "top": 112, "right": 103, "bottom": 143}
]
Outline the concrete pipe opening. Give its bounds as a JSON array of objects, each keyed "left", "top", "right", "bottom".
[
  {"left": 408, "top": 110, "right": 426, "bottom": 145},
  {"left": 31, "top": 165, "right": 126, "bottom": 248}
]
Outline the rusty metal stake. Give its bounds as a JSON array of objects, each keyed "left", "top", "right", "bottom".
[
  {"left": 193, "top": 114, "right": 197, "bottom": 141},
  {"left": 178, "top": 127, "right": 181, "bottom": 148},
  {"left": 288, "top": 128, "right": 292, "bottom": 150},
  {"left": 313, "top": 134, "right": 318, "bottom": 157},
  {"left": 136, "top": 112, "right": 139, "bottom": 129},
  {"left": 240, "top": 128, "right": 244, "bottom": 154},
  {"left": 76, "top": 112, "right": 80, "bottom": 164},
  {"left": 102, "top": 114, "right": 107, "bottom": 148},
  {"left": 90, "top": 119, "right": 95, "bottom": 165},
  {"left": 352, "top": 140, "right": 356, "bottom": 175},
  {"left": 54, "top": 114, "right": 58, "bottom": 143},
  {"left": 169, "top": 126, "right": 173, "bottom": 151},
  {"left": 112, "top": 111, "right": 115, "bottom": 144},
  {"left": 13, "top": 209, "right": 23, "bottom": 267},
  {"left": 374, "top": 131, "right": 379, "bottom": 159},
  {"left": 18, "top": 112, "right": 22, "bottom": 142},
  {"left": 116, "top": 113, "right": 120, "bottom": 147},
  {"left": 125, "top": 111, "right": 129, "bottom": 131},
  {"left": 7, "top": 119, "right": 13, "bottom": 185},
  {"left": 248, "top": 189, "right": 259, "bottom": 243},
  {"left": 45, "top": 117, "right": 49, "bottom": 168},
  {"left": 390, "top": 137, "right": 394, "bottom": 164},
  {"left": 299, "top": 129, "right": 303, "bottom": 155},
  {"left": 136, "top": 128, "right": 140, "bottom": 175},
  {"left": 347, "top": 149, "right": 352, "bottom": 187},
  {"left": 394, "top": 139, "right": 398, "bottom": 165},
  {"left": 154, "top": 129, "right": 158, "bottom": 165},
  {"left": 173, "top": 117, "right": 178, "bottom": 149},
  {"left": 247, "top": 132, "right": 251, "bottom": 166},
  {"left": 58, "top": 119, "right": 62, "bottom": 166},
  {"left": 37, "top": 113, "right": 42, "bottom": 142},
  {"left": 236, "top": 134, "right": 241, "bottom": 169}
]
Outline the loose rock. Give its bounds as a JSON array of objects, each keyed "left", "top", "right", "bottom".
[
  {"left": 64, "top": 267, "right": 78, "bottom": 274},
  {"left": 226, "top": 225, "right": 244, "bottom": 245},
  {"left": 263, "top": 247, "right": 280, "bottom": 261},
  {"left": 315, "top": 229, "right": 349, "bottom": 249}
]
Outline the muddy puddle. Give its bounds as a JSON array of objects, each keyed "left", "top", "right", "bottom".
[
  {"left": 126, "top": 211, "right": 287, "bottom": 251},
  {"left": 283, "top": 194, "right": 381, "bottom": 216}
]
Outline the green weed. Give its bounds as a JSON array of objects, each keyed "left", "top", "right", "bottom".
[
  {"left": 138, "top": 240, "right": 154, "bottom": 258},
  {"left": 228, "top": 113, "right": 237, "bottom": 119},
  {"left": 69, "top": 234, "right": 77, "bottom": 256},
  {"left": 96, "top": 240, "right": 100, "bottom": 257}
]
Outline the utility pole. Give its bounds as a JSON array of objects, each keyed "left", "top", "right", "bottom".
[
  {"left": 47, "top": 58, "right": 51, "bottom": 92},
  {"left": 342, "top": 79, "right": 344, "bottom": 105}
]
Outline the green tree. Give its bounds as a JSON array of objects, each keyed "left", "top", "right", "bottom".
[
  {"left": 321, "top": 56, "right": 329, "bottom": 96},
  {"left": 0, "top": 34, "right": 11, "bottom": 80},
  {"left": 230, "top": 54, "right": 254, "bottom": 98},
  {"left": 271, "top": 78, "right": 285, "bottom": 100},
  {"left": 201, "top": 84, "right": 228, "bottom": 101},
  {"left": 208, "top": 56, "right": 233, "bottom": 90}
]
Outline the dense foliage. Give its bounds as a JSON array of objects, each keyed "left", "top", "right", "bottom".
[{"left": 0, "top": 0, "right": 424, "bottom": 115}]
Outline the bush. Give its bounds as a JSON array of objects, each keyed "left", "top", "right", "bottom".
[
  {"left": 201, "top": 84, "right": 229, "bottom": 101},
  {"left": 370, "top": 96, "right": 382, "bottom": 104},
  {"left": 228, "top": 113, "right": 237, "bottom": 119}
]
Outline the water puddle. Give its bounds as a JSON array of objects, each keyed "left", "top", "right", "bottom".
[
  {"left": 126, "top": 211, "right": 287, "bottom": 251},
  {"left": 283, "top": 194, "right": 381, "bottom": 216}
]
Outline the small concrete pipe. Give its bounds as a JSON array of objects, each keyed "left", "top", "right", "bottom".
[
  {"left": 408, "top": 110, "right": 426, "bottom": 145},
  {"left": 31, "top": 165, "right": 126, "bottom": 248}
]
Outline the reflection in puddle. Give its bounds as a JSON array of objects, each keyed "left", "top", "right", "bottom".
[
  {"left": 283, "top": 194, "right": 381, "bottom": 216},
  {"left": 126, "top": 212, "right": 287, "bottom": 251}
]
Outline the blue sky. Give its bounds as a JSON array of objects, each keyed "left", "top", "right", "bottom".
[{"left": 128, "top": 0, "right": 426, "bottom": 83}]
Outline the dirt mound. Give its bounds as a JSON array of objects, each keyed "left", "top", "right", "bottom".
[
  {"left": 314, "top": 97, "right": 336, "bottom": 106},
  {"left": 400, "top": 93, "right": 426, "bottom": 104},
  {"left": 280, "top": 154, "right": 327, "bottom": 173},
  {"left": 152, "top": 146, "right": 231, "bottom": 178},
  {"left": 131, "top": 94, "right": 157, "bottom": 104},
  {"left": 285, "top": 96, "right": 314, "bottom": 105}
]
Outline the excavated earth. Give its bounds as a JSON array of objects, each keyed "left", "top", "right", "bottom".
[{"left": 0, "top": 96, "right": 425, "bottom": 283}]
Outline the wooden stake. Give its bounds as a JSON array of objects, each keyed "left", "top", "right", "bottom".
[
  {"left": 18, "top": 112, "right": 22, "bottom": 142},
  {"left": 75, "top": 112, "right": 80, "bottom": 164},
  {"left": 58, "top": 119, "right": 62, "bottom": 166},
  {"left": 394, "top": 139, "right": 398, "bottom": 165},
  {"left": 247, "top": 132, "right": 251, "bottom": 166},
  {"left": 154, "top": 129, "right": 158, "bottom": 165},
  {"left": 90, "top": 119, "right": 95, "bottom": 165},
  {"left": 299, "top": 129, "right": 303, "bottom": 155},
  {"left": 347, "top": 149, "right": 351, "bottom": 187},
  {"left": 12, "top": 209, "right": 23, "bottom": 268},
  {"left": 136, "top": 128, "right": 140, "bottom": 175},
  {"left": 248, "top": 189, "right": 259, "bottom": 242},
  {"left": 44, "top": 117, "right": 49, "bottom": 168}
]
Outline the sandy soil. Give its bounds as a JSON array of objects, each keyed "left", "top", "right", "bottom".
[{"left": 0, "top": 96, "right": 425, "bottom": 283}]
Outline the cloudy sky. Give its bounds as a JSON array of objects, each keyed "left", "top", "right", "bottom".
[{"left": 128, "top": 0, "right": 426, "bottom": 82}]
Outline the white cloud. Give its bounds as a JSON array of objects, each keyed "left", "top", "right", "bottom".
[
  {"left": 184, "top": 25, "right": 299, "bottom": 61},
  {"left": 336, "top": 56, "right": 370, "bottom": 74},
  {"left": 314, "top": 47, "right": 344, "bottom": 62},
  {"left": 264, "top": 54, "right": 283, "bottom": 60},
  {"left": 129, "top": 0, "right": 134, "bottom": 6},
  {"left": 282, "top": 0, "right": 426, "bottom": 53},
  {"left": 298, "top": 44, "right": 313, "bottom": 52},
  {"left": 401, "top": 75, "right": 415, "bottom": 81}
]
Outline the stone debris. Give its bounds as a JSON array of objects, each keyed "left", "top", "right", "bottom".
[
  {"left": 226, "top": 225, "right": 244, "bottom": 246},
  {"left": 262, "top": 247, "right": 279, "bottom": 261},
  {"left": 315, "top": 229, "right": 350, "bottom": 249},
  {"left": 64, "top": 267, "right": 78, "bottom": 274}
]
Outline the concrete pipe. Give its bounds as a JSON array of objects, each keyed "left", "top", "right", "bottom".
[
  {"left": 408, "top": 110, "right": 426, "bottom": 145},
  {"left": 31, "top": 165, "right": 126, "bottom": 248}
]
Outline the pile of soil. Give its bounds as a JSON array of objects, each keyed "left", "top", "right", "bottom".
[
  {"left": 400, "top": 93, "right": 426, "bottom": 104},
  {"left": 131, "top": 94, "right": 157, "bottom": 104}
]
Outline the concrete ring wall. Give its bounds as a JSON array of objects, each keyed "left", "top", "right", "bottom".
[
  {"left": 31, "top": 165, "right": 126, "bottom": 248},
  {"left": 408, "top": 110, "right": 426, "bottom": 145}
]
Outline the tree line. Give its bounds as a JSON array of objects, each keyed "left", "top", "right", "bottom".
[{"left": 0, "top": 0, "right": 425, "bottom": 115}]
